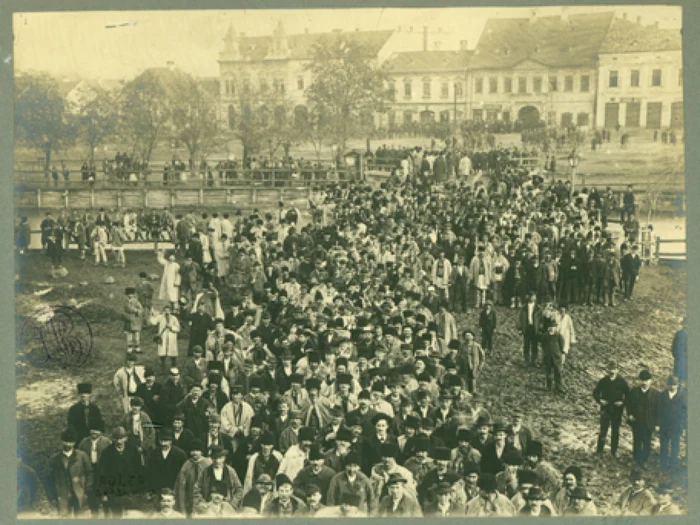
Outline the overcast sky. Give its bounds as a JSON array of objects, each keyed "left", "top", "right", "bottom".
[{"left": 14, "top": 6, "right": 682, "bottom": 80}]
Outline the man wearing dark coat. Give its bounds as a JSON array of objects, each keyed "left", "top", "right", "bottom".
[
  {"left": 160, "top": 368, "right": 187, "bottom": 425},
  {"left": 540, "top": 321, "right": 566, "bottom": 393},
  {"left": 519, "top": 293, "right": 541, "bottom": 366},
  {"left": 657, "top": 376, "right": 686, "bottom": 471},
  {"left": 671, "top": 318, "right": 687, "bottom": 382},
  {"left": 96, "top": 427, "right": 145, "bottom": 518},
  {"left": 187, "top": 302, "right": 215, "bottom": 356},
  {"left": 145, "top": 429, "right": 187, "bottom": 496},
  {"left": 621, "top": 245, "right": 642, "bottom": 300},
  {"left": 135, "top": 367, "right": 163, "bottom": 427},
  {"left": 480, "top": 422, "right": 516, "bottom": 475},
  {"left": 67, "top": 383, "right": 105, "bottom": 444},
  {"left": 593, "top": 362, "right": 629, "bottom": 457},
  {"left": 45, "top": 428, "right": 92, "bottom": 517},
  {"left": 626, "top": 370, "right": 659, "bottom": 468}
]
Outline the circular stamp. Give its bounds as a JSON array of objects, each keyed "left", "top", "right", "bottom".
[{"left": 20, "top": 305, "right": 93, "bottom": 369}]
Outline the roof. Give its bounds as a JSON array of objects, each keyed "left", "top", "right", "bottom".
[
  {"left": 599, "top": 17, "right": 681, "bottom": 54},
  {"left": 222, "top": 29, "right": 394, "bottom": 61},
  {"left": 385, "top": 50, "right": 473, "bottom": 74},
  {"left": 470, "top": 12, "right": 615, "bottom": 70}
]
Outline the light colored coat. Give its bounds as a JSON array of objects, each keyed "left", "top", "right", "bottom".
[
  {"left": 158, "top": 255, "right": 181, "bottom": 303},
  {"left": 243, "top": 451, "right": 284, "bottom": 494},
  {"left": 113, "top": 365, "right": 146, "bottom": 413},
  {"left": 558, "top": 313, "right": 577, "bottom": 358},
  {"left": 150, "top": 312, "right": 181, "bottom": 357},
  {"left": 469, "top": 255, "right": 492, "bottom": 289},
  {"left": 278, "top": 444, "right": 308, "bottom": 482},
  {"left": 220, "top": 400, "right": 255, "bottom": 438}
]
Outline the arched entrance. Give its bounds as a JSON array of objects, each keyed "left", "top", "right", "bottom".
[{"left": 518, "top": 106, "right": 541, "bottom": 129}]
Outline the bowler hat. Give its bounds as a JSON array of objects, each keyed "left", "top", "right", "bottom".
[
  {"left": 308, "top": 444, "right": 324, "bottom": 461},
  {"left": 260, "top": 431, "right": 275, "bottom": 446},
  {"left": 386, "top": 472, "right": 407, "bottom": 485},
  {"left": 526, "top": 440, "right": 543, "bottom": 457},
  {"left": 434, "top": 447, "right": 451, "bottom": 462},
  {"left": 275, "top": 474, "right": 293, "bottom": 489},
  {"left": 570, "top": 487, "right": 592, "bottom": 501},
  {"left": 639, "top": 370, "right": 652, "bottom": 380},
  {"left": 344, "top": 451, "right": 361, "bottom": 467},
  {"left": 60, "top": 428, "right": 78, "bottom": 443},
  {"left": 210, "top": 444, "right": 228, "bottom": 458},
  {"left": 435, "top": 482, "right": 452, "bottom": 495},
  {"left": 299, "top": 427, "right": 316, "bottom": 443},
  {"left": 77, "top": 382, "right": 92, "bottom": 394},
  {"left": 335, "top": 427, "right": 353, "bottom": 443},
  {"left": 479, "top": 473, "right": 498, "bottom": 492},
  {"left": 380, "top": 443, "right": 400, "bottom": 459},
  {"left": 527, "top": 487, "right": 546, "bottom": 501},
  {"left": 503, "top": 450, "right": 523, "bottom": 466}
]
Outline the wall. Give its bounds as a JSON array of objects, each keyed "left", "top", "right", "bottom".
[{"left": 595, "top": 50, "right": 683, "bottom": 129}]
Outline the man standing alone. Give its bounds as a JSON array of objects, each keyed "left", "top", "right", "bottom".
[
  {"left": 626, "top": 370, "right": 658, "bottom": 468},
  {"left": 593, "top": 362, "right": 629, "bottom": 457}
]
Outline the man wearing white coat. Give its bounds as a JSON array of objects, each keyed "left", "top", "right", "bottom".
[
  {"left": 150, "top": 305, "right": 181, "bottom": 372},
  {"left": 557, "top": 305, "right": 577, "bottom": 365},
  {"left": 157, "top": 250, "right": 181, "bottom": 312}
]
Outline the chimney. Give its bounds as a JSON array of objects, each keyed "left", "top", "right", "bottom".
[
  {"left": 460, "top": 40, "right": 468, "bottom": 51},
  {"left": 423, "top": 26, "right": 428, "bottom": 51}
]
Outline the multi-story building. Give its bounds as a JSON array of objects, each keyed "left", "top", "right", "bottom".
[
  {"left": 466, "top": 12, "right": 613, "bottom": 129},
  {"left": 595, "top": 15, "right": 683, "bottom": 129},
  {"left": 217, "top": 22, "right": 455, "bottom": 129},
  {"left": 383, "top": 45, "right": 472, "bottom": 127}
]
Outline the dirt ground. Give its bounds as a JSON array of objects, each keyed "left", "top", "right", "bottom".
[{"left": 14, "top": 246, "right": 687, "bottom": 515}]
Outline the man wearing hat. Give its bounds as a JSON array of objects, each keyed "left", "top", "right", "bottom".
[
  {"left": 495, "top": 450, "right": 524, "bottom": 498},
  {"left": 671, "top": 316, "right": 687, "bottom": 382},
  {"left": 121, "top": 396, "right": 156, "bottom": 453},
  {"left": 300, "top": 377, "right": 335, "bottom": 429},
  {"left": 416, "top": 446, "right": 457, "bottom": 507},
  {"left": 324, "top": 426, "right": 354, "bottom": 472},
  {"left": 174, "top": 438, "right": 211, "bottom": 517},
  {"left": 510, "top": 468, "right": 539, "bottom": 511},
  {"left": 550, "top": 465, "right": 583, "bottom": 514},
  {"left": 124, "top": 287, "right": 144, "bottom": 354},
  {"left": 96, "top": 427, "right": 145, "bottom": 518},
  {"left": 462, "top": 330, "right": 486, "bottom": 394},
  {"left": 625, "top": 369, "right": 659, "bottom": 467},
  {"left": 565, "top": 487, "right": 598, "bottom": 516},
  {"left": 621, "top": 243, "right": 642, "bottom": 301},
  {"left": 113, "top": 353, "right": 146, "bottom": 415},
  {"left": 593, "top": 362, "right": 629, "bottom": 457},
  {"left": 181, "top": 345, "right": 208, "bottom": 392},
  {"left": 377, "top": 472, "right": 422, "bottom": 517},
  {"left": 292, "top": 444, "right": 336, "bottom": 503},
  {"left": 202, "top": 372, "right": 229, "bottom": 414},
  {"left": 145, "top": 428, "right": 187, "bottom": 497},
  {"left": 347, "top": 390, "right": 380, "bottom": 437},
  {"left": 618, "top": 469, "right": 656, "bottom": 515},
  {"left": 176, "top": 383, "right": 213, "bottom": 438},
  {"left": 136, "top": 366, "right": 164, "bottom": 427},
  {"left": 370, "top": 442, "right": 416, "bottom": 499},
  {"left": 465, "top": 472, "right": 516, "bottom": 516},
  {"left": 523, "top": 440, "right": 561, "bottom": 497},
  {"left": 240, "top": 473, "right": 274, "bottom": 514},
  {"left": 278, "top": 426, "right": 316, "bottom": 481},
  {"left": 519, "top": 291, "right": 541, "bottom": 366},
  {"left": 327, "top": 451, "right": 376, "bottom": 513},
  {"left": 450, "top": 428, "right": 481, "bottom": 472},
  {"left": 76, "top": 422, "right": 111, "bottom": 515},
  {"left": 187, "top": 300, "right": 215, "bottom": 357},
  {"left": 541, "top": 319, "right": 566, "bottom": 394},
  {"left": 220, "top": 385, "right": 255, "bottom": 439},
  {"left": 45, "top": 428, "right": 92, "bottom": 517},
  {"left": 361, "top": 412, "right": 398, "bottom": 475},
  {"left": 424, "top": 480, "right": 464, "bottom": 516},
  {"left": 160, "top": 367, "right": 187, "bottom": 425},
  {"left": 67, "top": 382, "right": 105, "bottom": 443},
  {"left": 481, "top": 421, "right": 516, "bottom": 475},
  {"left": 657, "top": 375, "right": 686, "bottom": 471},
  {"left": 278, "top": 409, "right": 303, "bottom": 454},
  {"left": 242, "top": 431, "right": 283, "bottom": 494},
  {"left": 263, "top": 474, "right": 308, "bottom": 516},
  {"left": 192, "top": 444, "right": 243, "bottom": 510},
  {"left": 519, "top": 486, "right": 554, "bottom": 516}
]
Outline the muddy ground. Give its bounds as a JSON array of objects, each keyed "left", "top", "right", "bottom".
[{"left": 15, "top": 249, "right": 687, "bottom": 515}]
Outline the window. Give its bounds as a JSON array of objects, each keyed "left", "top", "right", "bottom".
[
  {"left": 577, "top": 112, "right": 590, "bottom": 126},
  {"left": 455, "top": 82, "right": 464, "bottom": 98},
  {"left": 504, "top": 77, "right": 513, "bottom": 93},
  {"left": 423, "top": 80, "right": 431, "bottom": 99},
  {"left": 564, "top": 75, "right": 574, "bottom": 92},
  {"left": 224, "top": 80, "right": 230, "bottom": 95},
  {"left": 403, "top": 111, "right": 413, "bottom": 124},
  {"left": 518, "top": 77, "right": 527, "bottom": 93},
  {"left": 631, "top": 69, "right": 640, "bottom": 87},
  {"left": 549, "top": 76, "right": 558, "bottom": 92},
  {"left": 486, "top": 110, "right": 498, "bottom": 121},
  {"left": 561, "top": 112, "right": 573, "bottom": 127},
  {"left": 475, "top": 78, "right": 483, "bottom": 94},
  {"left": 502, "top": 111, "right": 511, "bottom": 122},
  {"left": 580, "top": 75, "right": 590, "bottom": 92},
  {"left": 679, "top": 68, "right": 683, "bottom": 87},
  {"left": 440, "top": 110, "right": 450, "bottom": 122},
  {"left": 404, "top": 81, "right": 412, "bottom": 99},
  {"left": 489, "top": 77, "right": 498, "bottom": 93},
  {"left": 472, "top": 109, "right": 483, "bottom": 121},
  {"left": 533, "top": 77, "right": 542, "bottom": 93},
  {"left": 441, "top": 82, "right": 449, "bottom": 99},
  {"left": 609, "top": 70, "right": 619, "bottom": 88},
  {"left": 652, "top": 69, "right": 662, "bottom": 87},
  {"left": 297, "top": 76, "right": 304, "bottom": 90}
]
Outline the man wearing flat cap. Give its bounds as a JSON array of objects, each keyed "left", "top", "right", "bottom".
[
  {"left": 121, "top": 396, "right": 156, "bottom": 453},
  {"left": 626, "top": 369, "right": 659, "bottom": 468},
  {"left": 519, "top": 486, "right": 554, "bottom": 516},
  {"left": 67, "top": 382, "right": 105, "bottom": 443},
  {"left": 45, "top": 428, "right": 92, "bottom": 517}
]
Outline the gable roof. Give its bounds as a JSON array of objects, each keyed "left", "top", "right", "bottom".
[
  {"left": 599, "top": 17, "right": 681, "bottom": 54},
  {"left": 385, "top": 50, "right": 473, "bottom": 74},
  {"left": 223, "top": 29, "right": 394, "bottom": 62},
  {"left": 470, "top": 12, "right": 615, "bottom": 70}
]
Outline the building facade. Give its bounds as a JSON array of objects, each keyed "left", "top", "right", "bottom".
[
  {"left": 383, "top": 48, "right": 471, "bottom": 127},
  {"left": 595, "top": 16, "right": 682, "bottom": 129}
]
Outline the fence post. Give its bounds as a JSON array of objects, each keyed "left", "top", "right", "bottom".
[
  {"left": 655, "top": 237, "right": 661, "bottom": 263},
  {"left": 64, "top": 190, "right": 70, "bottom": 209}
]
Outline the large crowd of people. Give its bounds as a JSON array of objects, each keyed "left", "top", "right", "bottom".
[{"left": 17, "top": 143, "right": 686, "bottom": 519}]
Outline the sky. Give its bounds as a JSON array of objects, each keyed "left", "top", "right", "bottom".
[{"left": 13, "top": 6, "right": 682, "bottom": 80}]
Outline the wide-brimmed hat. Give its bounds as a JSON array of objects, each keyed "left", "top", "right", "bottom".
[
  {"left": 210, "top": 444, "right": 228, "bottom": 458},
  {"left": 570, "top": 487, "right": 592, "bottom": 501},
  {"left": 386, "top": 472, "right": 407, "bottom": 485}
]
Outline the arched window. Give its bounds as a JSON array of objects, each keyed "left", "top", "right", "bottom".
[{"left": 227, "top": 105, "right": 236, "bottom": 129}]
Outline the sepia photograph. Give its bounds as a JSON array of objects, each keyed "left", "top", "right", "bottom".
[{"left": 12, "top": 5, "right": 686, "bottom": 519}]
